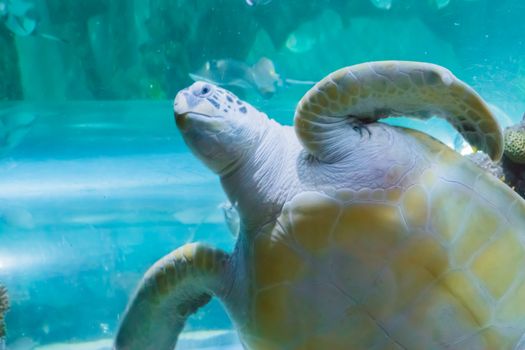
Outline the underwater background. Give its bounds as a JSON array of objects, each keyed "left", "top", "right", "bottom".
[{"left": 0, "top": 0, "right": 525, "bottom": 349}]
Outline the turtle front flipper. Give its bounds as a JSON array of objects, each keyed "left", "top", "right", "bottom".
[
  {"left": 294, "top": 61, "right": 503, "bottom": 162},
  {"left": 115, "top": 243, "right": 230, "bottom": 350}
]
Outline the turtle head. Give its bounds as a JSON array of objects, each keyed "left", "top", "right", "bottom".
[{"left": 174, "top": 82, "right": 268, "bottom": 175}]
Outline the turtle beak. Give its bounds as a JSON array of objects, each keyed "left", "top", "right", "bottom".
[
  {"left": 173, "top": 89, "right": 191, "bottom": 118},
  {"left": 173, "top": 89, "right": 196, "bottom": 130}
]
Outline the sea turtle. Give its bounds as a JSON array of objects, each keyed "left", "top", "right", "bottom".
[{"left": 115, "top": 61, "right": 525, "bottom": 350}]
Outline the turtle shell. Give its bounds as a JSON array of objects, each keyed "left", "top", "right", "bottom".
[{"left": 241, "top": 131, "right": 525, "bottom": 350}]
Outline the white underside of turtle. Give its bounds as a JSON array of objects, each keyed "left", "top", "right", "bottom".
[{"left": 114, "top": 61, "right": 525, "bottom": 350}]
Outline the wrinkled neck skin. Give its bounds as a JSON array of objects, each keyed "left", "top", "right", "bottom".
[
  {"left": 220, "top": 117, "right": 299, "bottom": 234},
  {"left": 221, "top": 120, "right": 425, "bottom": 238}
]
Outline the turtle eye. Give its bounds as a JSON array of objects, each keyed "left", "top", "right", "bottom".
[{"left": 194, "top": 84, "right": 213, "bottom": 97}]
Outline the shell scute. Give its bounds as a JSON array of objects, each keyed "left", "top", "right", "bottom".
[
  {"left": 293, "top": 312, "right": 390, "bottom": 350},
  {"left": 470, "top": 229, "right": 525, "bottom": 299},
  {"left": 253, "top": 229, "right": 306, "bottom": 288},
  {"left": 439, "top": 271, "right": 492, "bottom": 326},
  {"left": 398, "top": 279, "right": 487, "bottom": 348},
  {"left": 507, "top": 199, "right": 525, "bottom": 230},
  {"left": 497, "top": 277, "right": 525, "bottom": 323},
  {"left": 253, "top": 284, "right": 295, "bottom": 343},
  {"left": 473, "top": 170, "right": 520, "bottom": 208},
  {"left": 252, "top": 282, "right": 355, "bottom": 348},
  {"left": 429, "top": 183, "right": 471, "bottom": 243},
  {"left": 401, "top": 185, "right": 429, "bottom": 229},
  {"left": 450, "top": 200, "right": 501, "bottom": 265},
  {"left": 374, "top": 234, "right": 449, "bottom": 321},
  {"left": 288, "top": 193, "right": 342, "bottom": 256},
  {"left": 333, "top": 203, "right": 407, "bottom": 258},
  {"left": 453, "top": 327, "right": 510, "bottom": 350}
]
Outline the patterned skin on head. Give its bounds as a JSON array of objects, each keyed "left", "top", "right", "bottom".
[{"left": 173, "top": 81, "right": 268, "bottom": 175}]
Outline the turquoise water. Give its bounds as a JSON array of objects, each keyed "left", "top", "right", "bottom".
[
  {"left": 1, "top": 0, "right": 525, "bottom": 349},
  {"left": 0, "top": 102, "right": 242, "bottom": 348}
]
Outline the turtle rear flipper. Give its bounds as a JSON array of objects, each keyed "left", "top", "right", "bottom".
[{"left": 115, "top": 243, "right": 230, "bottom": 350}]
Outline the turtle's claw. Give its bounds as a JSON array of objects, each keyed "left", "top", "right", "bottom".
[{"left": 349, "top": 117, "right": 372, "bottom": 138}]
